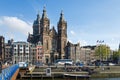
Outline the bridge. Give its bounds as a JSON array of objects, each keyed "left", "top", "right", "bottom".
[{"left": 0, "top": 64, "right": 19, "bottom": 80}]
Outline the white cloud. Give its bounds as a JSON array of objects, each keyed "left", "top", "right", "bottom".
[
  {"left": 70, "top": 30, "right": 75, "bottom": 35},
  {"left": 67, "top": 39, "right": 73, "bottom": 43},
  {"left": 6, "top": 32, "right": 14, "bottom": 39},
  {"left": 79, "top": 40, "right": 87, "bottom": 46},
  {"left": 0, "top": 16, "right": 32, "bottom": 35}
]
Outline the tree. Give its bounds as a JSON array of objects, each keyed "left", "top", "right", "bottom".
[
  {"left": 112, "top": 50, "right": 120, "bottom": 64},
  {"left": 95, "top": 45, "right": 111, "bottom": 61}
]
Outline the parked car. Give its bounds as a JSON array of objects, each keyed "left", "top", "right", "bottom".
[
  {"left": 109, "top": 63, "right": 116, "bottom": 66},
  {"left": 54, "top": 59, "right": 73, "bottom": 66},
  {"left": 76, "top": 62, "right": 84, "bottom": 67}
]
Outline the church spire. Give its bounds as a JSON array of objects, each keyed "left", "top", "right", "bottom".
[
  {"left": 59, "top": 10, "right": 65, "bottom": 22},
  {"left": 36, "top": 10, "right": 40, "bottom": 23},
  {"left": 37, "top": 10, "right": 40, "bottom": 18},
  {"left": 42, "top": 6, "right": 47, "bottom": 19},
  {"left": 40, "top": 6, "right": 50, "bottom": 34},
  {"left": 33, "top": 10, "right": 41, "bottom": 25}
]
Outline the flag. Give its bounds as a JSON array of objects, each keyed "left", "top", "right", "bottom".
[{"left": 96, "top": 40, "right": 104, "bottom": 43}]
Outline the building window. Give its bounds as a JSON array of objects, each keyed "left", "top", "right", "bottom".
[
  {"left": 40, "top": 56, "right": 42, "bottom": 59},
  {"left": 26, "top": 53, "right": 28, "bottom": 55},
  {"left": 37, "top": 48, "right": 38, "bottom": 50},
  {"left": 20, "top": 53, "right": 22, "bottom": 55},
  {"left": 20, "top": 45, "right": 22, "bottom": 47},
  {"left": 14, "top": 49, "right": 16, "bottom": 51},
  {"left": 38, "top": 56, "right": 39, "bottom": 59}
]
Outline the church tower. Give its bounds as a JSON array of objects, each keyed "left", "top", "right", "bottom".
[
  {"left": 33, "top": 12, "right": 41, "bottom": 35},
  {"left": 40, "top": 7, "right": 50, "bottom": 35},
  {"left": 57, "top": 11, "right": 67, "bottom": 59},
  {"left": 40, "top": 7, "right": 51, "bottom": 58},
  {"left": 27, "top": 8, "right": 68, "bottom": 63},
  {"left": 27, "top": 12, "right": 41, "bottom": 43}
]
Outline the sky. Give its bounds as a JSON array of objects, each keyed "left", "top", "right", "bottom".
[{"left": 0, "top": 0, "right": 120, "bottom": 50}]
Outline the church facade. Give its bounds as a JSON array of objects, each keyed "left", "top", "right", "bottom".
[{"left": 27, "top": 7, "right": 67, "bottom": 63}]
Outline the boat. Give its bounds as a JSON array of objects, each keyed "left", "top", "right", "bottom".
[{"left": 64, "top": 73, "right": 90, "bottom": 79}]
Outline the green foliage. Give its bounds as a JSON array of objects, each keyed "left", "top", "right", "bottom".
[
  {"left": 113, "top": 51, "right": 119, "bottom": 59},
  {"left": 95, "top": 45, "right": 110, "bottom": 60},
  {"left": 112, "top": 50, "right": 120, "bottom": 62}
]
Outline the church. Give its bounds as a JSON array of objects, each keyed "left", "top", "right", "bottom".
[{"left": 27, "top": 7, "right": 67, "bottom": 63}]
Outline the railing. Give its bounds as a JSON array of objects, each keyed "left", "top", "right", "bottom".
[{"left": 0, "top": 64, "right": 19, "bottom": 80}]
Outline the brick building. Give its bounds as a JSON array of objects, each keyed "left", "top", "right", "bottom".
[
  {"left": 0, "top": 36, "right": 5, "bottom": 62},
  {"left": 36, "top": 41, "right": 44, "bottom": 63},
  {"left": 4, "top": 39, "right": 13, "bottom": 63},
  {"left": 65, "top": 41, "right": 80, "bottom": 62},
  {"left": 80, "top": 46, "right": 96, "bottom": 65}
]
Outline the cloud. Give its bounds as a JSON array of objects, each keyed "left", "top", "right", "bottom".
[
  {"left": 6, "top": 32, "right": 14, "bottom": 39},
  {"left": 78, "top": 40, "right": 87, "bottom": 46},
  {"left": 67, "top": 39, "right": 73, "bottom": 43},
  {"left": 0, "top": 16, "right": 32, "bottom": 35},
  {"left": 70, "top": 30, "right": 75, "bottom": 35}
]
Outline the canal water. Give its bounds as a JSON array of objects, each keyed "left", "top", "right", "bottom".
[
  {"left": 90, "top": 78, "right": 120, "bottom": 80},
  {"left": 17, "top": 78, "right": 120, "bottom": 80}
]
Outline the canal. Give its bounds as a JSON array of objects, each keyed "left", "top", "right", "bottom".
[
  {"left": 17, "top": 78, "right": 120, "bottom": 80},
  {"left": 17, "top": 66, "right": 120, "bottom": 80},
  {"left": 91, "top": 78, "right": 120, "bottom": 80}
]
